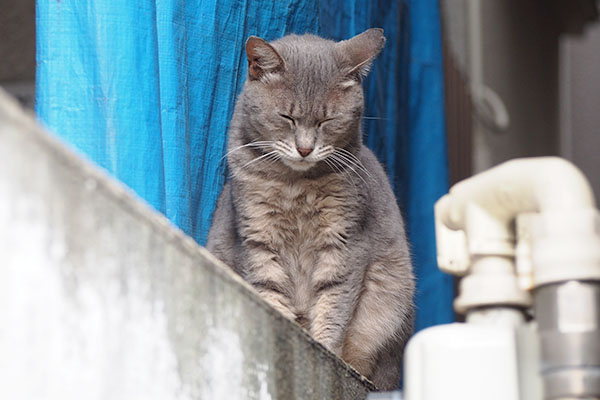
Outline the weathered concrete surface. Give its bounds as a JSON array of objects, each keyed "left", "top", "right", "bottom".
[{"left": 0, "top": 89, "right": 374, "bottom": 400}]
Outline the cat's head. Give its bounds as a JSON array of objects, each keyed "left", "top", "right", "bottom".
[{"left": 234, "top": 29, "right": 385, "bottom": 173}]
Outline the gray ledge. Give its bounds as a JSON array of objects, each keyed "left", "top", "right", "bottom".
[{"left": 0, "top": 88, "right": 374, "bottom": 399}]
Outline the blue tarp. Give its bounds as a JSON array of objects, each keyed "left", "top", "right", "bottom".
[{"left": 36, "top": 0, "right": 453, "bottom": 331}]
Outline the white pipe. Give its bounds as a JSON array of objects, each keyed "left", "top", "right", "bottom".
[
  {"left": 439, "top": 157, "right": 596, "bottom": 232},
  {"left": 415, "top": 157, "right": 600, "bottom": 400},
  {"left": 466, "top": 307, "right": 524, "bottom": 327},
  {"left": 436, "top": 157, "right": 598, "bottom": 312}
]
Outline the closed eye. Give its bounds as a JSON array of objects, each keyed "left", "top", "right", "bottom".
[
  {"left": 279, "top": 113, "right": 296, "bottom": 125},
  {"left": 317, "top": 118, "right": 334, "bottom": 128}
]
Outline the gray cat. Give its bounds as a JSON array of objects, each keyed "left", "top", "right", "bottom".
[{"left": 206, "top": 28, "right": 414, "bottom": 390}]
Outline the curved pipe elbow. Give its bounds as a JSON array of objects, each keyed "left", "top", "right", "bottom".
[{"left": 440, "top": 157, "right": 596, "bottom": 231}]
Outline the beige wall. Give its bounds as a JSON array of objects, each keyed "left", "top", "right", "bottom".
[
  {"left": 560, "top": 23, "right": 600, "bottom": 202},
  {"left": 475, "top": 1, "right": 560, "bottom": 172},
  {"left": 442, "top": 0, "right": 598, "bottom": 201}
]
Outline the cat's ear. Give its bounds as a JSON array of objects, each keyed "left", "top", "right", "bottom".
[
  {"left": 339, "top": 28, "right": 386, "bottom": 78},
  {"left": 245, "top": 36, "right": 284, "bottom": 81}
]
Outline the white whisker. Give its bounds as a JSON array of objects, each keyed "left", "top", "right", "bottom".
[
  {"left": 335, "top": 154, "right": 371, "bottom": 180},
  {"left": 220, "top": 141, "right": 274, "bottom": 162},
  {"left": 324, "top": 158, "right": 355, "bottom": 187},
  {"left": 328, "top": 153, "right": 367, "bottom": 186},
  {"left": 241, "top": 150, "right": 279, "bottom": 170},
  {"left": 333, "top": 147, "right": 373, "bottom": 182},
  {"left": 264, "top": 154, "right": 282, "bottom": 168},
  {"left": 362, "top": 116, "right": 388, "bottom": 120}
]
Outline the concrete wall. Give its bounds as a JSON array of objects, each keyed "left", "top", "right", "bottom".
[{"left": 0, "top": 89, "right": 373, "bottom": 399}]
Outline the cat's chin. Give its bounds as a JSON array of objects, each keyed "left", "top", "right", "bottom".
[{"left": 281, "top": 158, "right": 315, "bottom": 172}]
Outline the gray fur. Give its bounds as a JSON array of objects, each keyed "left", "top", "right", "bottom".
[{"left": 207, "top": 29, "right": 414, "bottom": 390}]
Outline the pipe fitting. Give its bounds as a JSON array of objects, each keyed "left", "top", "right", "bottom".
[
  {"left": 435, "top": 157, "right": 600, "bottom": 399},
  {"left": 436, "top": 157, "right": 598, "bottom": 314}
]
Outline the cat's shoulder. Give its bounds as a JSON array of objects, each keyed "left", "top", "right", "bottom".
[{"left": 359, "top": 145, "right": 387, "bottom": 176}]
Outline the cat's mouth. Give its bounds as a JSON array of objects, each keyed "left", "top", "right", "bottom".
[
  {"left": 280, "top": 158, "right": 315, "bottom": 171},
  {"left": 271, "top": 142, "right": 335, "bottom": 172}
]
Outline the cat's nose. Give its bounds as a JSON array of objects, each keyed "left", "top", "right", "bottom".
[{"left": 296, "top": 147, "right": 313, "bottom": 157}]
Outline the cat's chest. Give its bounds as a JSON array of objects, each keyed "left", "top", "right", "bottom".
[{"left": 237, "top": 177, "right": 356, "bottom": 251}]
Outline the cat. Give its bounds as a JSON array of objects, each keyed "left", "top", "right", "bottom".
[{"left": 206, "top": 28, "right": 414, "bottom": 390}]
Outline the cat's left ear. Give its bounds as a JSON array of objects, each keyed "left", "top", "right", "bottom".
[
  {"left": 245, "top": 36, "right": 284, "bottom": 81},
  {"left": 338, "top": 28, "right": 386, "bottom": 78}
]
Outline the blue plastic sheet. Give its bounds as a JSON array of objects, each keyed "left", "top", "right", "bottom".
[{"left": 36, "top": 0, "right": 453, "bottom": 331}]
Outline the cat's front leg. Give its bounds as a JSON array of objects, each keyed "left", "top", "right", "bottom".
[
  {"left": 341, "top": 259, "right": 414, "bottom": 382},
  {"left": 243, "top": 243, "right": 296, "bottom": 321},
  {"left": 308, "top": 248, "right": 356, "bottom": 356}
]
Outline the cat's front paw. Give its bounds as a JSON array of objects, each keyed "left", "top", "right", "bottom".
[
  {"left": 258, "top": 291, "right": 296, "bottom": 321},
  {"left": 310, "top": 330, "right": 344, "bottom": 358}
]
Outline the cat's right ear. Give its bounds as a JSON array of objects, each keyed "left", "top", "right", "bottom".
[{"left": 245, "top": 37, "right": 284, "bottom": 81}]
